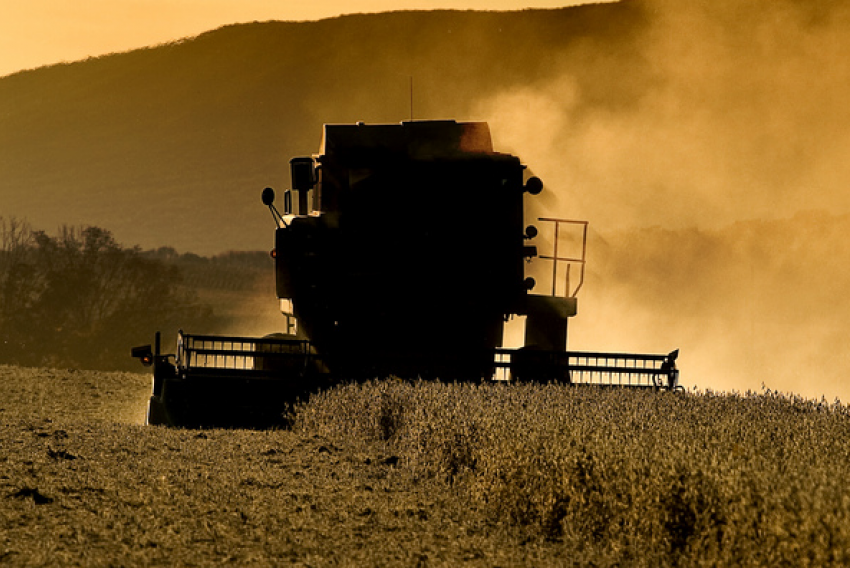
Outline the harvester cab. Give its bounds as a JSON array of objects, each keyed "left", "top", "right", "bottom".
[
  {"left": 263, "top": 120, "right": 554, "bottom": 380},
  {"left": 134, "top": 120, "right": 680, "bottom": 428}
]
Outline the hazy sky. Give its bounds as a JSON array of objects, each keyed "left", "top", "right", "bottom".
[{"left": 0, "top": 0, "right": 607, "bottom": 77}]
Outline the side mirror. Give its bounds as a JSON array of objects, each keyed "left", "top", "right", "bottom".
[
  {"left": 262, "top": 187, "right": 287, "bottom": 226},
  {"left": 262, "top": 187, "right": 275, "bottom": 206}
]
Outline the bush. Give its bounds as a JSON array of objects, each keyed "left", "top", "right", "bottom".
[{"left": 0, "top": 219, "right": 216, "bottom": 370}]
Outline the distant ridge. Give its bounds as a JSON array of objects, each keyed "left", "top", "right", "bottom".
[{"left": 0, "top": 3, "right": 645, "bottom": 254}]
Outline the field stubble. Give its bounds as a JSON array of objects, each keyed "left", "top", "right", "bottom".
[{"left": 2, "top": 365, "right": 850, "bottom": 566}]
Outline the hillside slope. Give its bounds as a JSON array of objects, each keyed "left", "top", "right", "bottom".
[{"left": 0, "top": 3, "right": 645, "bottom": 255}]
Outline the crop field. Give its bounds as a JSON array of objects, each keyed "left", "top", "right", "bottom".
[{"left": 2, "top": 366, "right": 850, "bottom": 566}]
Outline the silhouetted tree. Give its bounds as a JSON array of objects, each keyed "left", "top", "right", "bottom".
[{"left": 0, "top": 220, "right": 217, "bottom": 370}]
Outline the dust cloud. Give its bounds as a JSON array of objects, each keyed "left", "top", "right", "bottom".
[{"left": 474, "top": 0, "right": 850, "bottom": 401}]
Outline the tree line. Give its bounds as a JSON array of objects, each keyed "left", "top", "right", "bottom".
[{"left": 0, "top": 219, "right": 219, "bottom": 371}]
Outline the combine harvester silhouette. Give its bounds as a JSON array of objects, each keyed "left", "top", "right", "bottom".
[{"left": 133, "top": 120, "right": 680, "bottom": 427}]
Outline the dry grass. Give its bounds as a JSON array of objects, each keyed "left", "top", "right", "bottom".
[
  {"left": 2, "top": 417, "right": 488, "bottom": 566},
  {"left": 296, "top": 380, "right": 850, "bottom": 566},
  {"left": 2, "top": 366, "right": 850, "bottom": 565}
]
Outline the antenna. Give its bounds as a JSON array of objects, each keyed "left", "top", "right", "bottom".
[{"left": 409, "top": 76, "right": 414, "bottom": 121}]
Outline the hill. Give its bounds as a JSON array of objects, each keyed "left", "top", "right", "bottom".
[
  {"left": 2, "top": 0, "right": 850, "bottom": 400},
  {"left": 3, "top": 0, "right": 849, "bottom": 252},
  {"left": 0, "top": 3, "right": 644, "bottom": 255}
]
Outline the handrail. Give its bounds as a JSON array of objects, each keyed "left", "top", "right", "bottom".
[
  {"left": 175, "top": 332, "right": 315, "bottom": 373},
  {"left": 535, "top": 217, "right": 588, "bottom": 298},
  {"left": 495, "top": 347, "right": 680, "bottom": 389}
]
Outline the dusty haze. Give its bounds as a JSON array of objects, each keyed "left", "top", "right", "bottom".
[
  {"left": 477, "top": 0, "right": 850, "bottom": 400},
  {"left": 2, "top": 1, "right": 849, "bottom": 401}
]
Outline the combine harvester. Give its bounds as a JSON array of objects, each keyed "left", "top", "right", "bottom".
[{"left": 133, "top": 120, "right": 680, "bottom": 427}]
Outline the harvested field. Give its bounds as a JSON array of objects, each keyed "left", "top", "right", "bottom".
[{"left": 2, "top": 366, "right": 850, "bottom": 566}]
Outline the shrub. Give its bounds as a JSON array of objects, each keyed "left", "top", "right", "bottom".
[{"left": 0, "top": 220, "right": 216, "bottom": 369}]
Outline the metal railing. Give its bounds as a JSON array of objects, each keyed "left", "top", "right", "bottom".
[
  {"left": 494, "top": 348, "right": 679, "bottom": 389},
  {"left": 175, "top": 332, "right": 313, "bottom": 373},
  {"left": 536, "top": 217, "right": 588, "bottom": 298},
  {"left": 566, "top": 350, "right": 678, "bottom": 389},
  {"left": 169, "top": 332, "right": 678, "bottom": 389}
]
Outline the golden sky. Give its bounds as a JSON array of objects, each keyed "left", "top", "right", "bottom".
[{"left": 0, "top": 0, "right": 605, "bottom": 77}]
